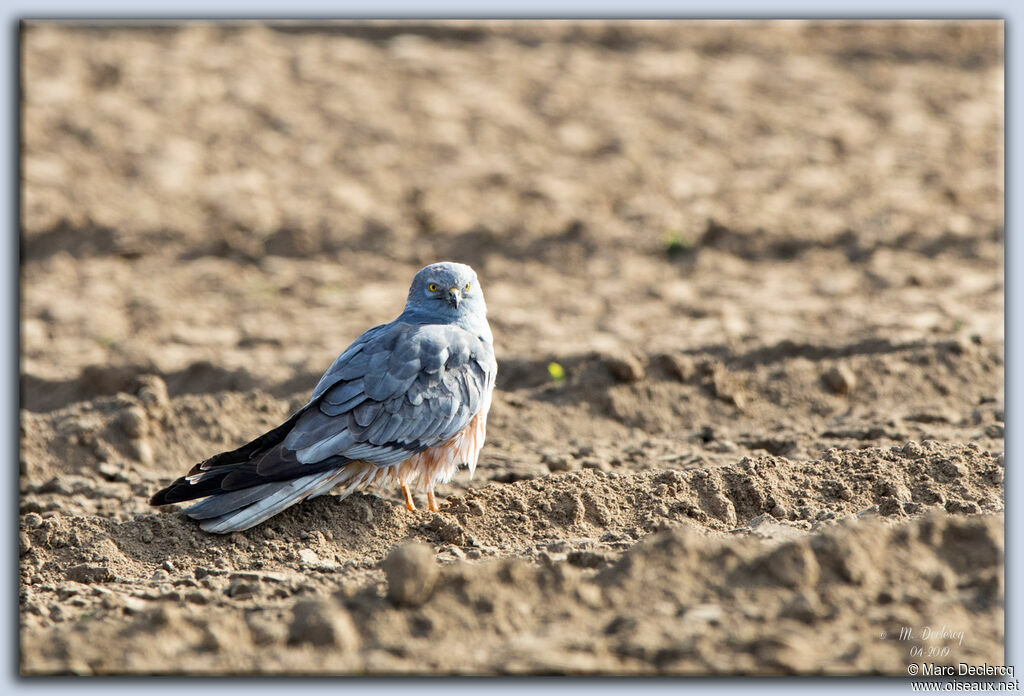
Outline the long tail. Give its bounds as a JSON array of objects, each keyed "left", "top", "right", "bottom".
[
  {"left": 190, "top": 469, "right": 343, "bottom": 533},
  {"left": 149, "top": 412, "right": 376, "bottom": 534}
]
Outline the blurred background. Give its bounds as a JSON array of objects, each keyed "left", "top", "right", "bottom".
[
  {"left": 21, "top": 20, "right": 1003, "bottom": 407},
  {"left": 19, "top": 19, "right": 1006, "bottom": 676}
]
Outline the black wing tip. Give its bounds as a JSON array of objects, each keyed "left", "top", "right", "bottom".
[
  {"left": 149, "top": 479, "right": 187, "bottom": 506},
  {"left": 149, "top": 487, "right": 173, "bottom": 507},
  {"left": 150, "top": 411, "right": 306, "bottom": 503},
  {"left": 150, "top": 475, "right": 221, "bottom": 506}
]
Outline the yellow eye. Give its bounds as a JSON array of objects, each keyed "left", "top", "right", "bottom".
[
  {"left": 464, "top": 283, "right": 471, "bottom": 291},
  {"left": 428, "top": 284, "right": 438, "bottom": 292}
]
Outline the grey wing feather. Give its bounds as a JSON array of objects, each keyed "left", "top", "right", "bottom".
[
  {"left": 374, "top": 412, "right": 406, "bottom": 444},
  {"left": 336, "top": 355, "right": 371, "bottom": 381},
  {"left": 363, "top": 370, "right": 404, "bottom": 401},
  {"left": 284, "top": 410, "right": 351, "bottom": 450},
  {"left": 320, "top": 392, "right": 367, "bottom": 416},
  {"left": 420, "top": 345, "right": 448, "bottom": 373},
  {"left": 287, "top": 323, "right": 495, "bottom": 467},
  {"left": 183, "top": 482, "right": 281, "bottom": 520},
  {"left": 323, "top": 379, "right": 364, "bottom": 406},
  {"left": 353, "top": 400, "right": 382, "bottom": 427},
  {"left": 309, "top": 323, "right": 390, "bottom": 400}
]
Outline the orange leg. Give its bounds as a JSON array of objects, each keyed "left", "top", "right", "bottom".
[
  {"left": 427, "top": 488, "right": 440, "bottom": 513},
  {"left": 401, "top": 483, "right": 416, "bottom": 511}
]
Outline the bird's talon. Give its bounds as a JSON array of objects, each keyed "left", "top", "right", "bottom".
[
  {"left": 427, "top": 489, "right": 441, "bottom": 513},
  {"left": 401, "top": 483, "right": 417, "bottom": 512}
]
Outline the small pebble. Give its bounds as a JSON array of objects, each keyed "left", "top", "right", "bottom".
[
  {"left": 934, "top": 458, "right": 966, "bottom": 479},
  {"left": 38, "top": 477, "right": 72, "bottom": 496},
  {"left": 567, "top": 550, "right": 608, "bottom": 568},
  {"left": 427, "top": 513, "right": 467, "bottom": 545},
  {"left": 780, "top": 592, "right": 823, "bottom": 624},
  {"left": 384, "top": 542, "right": 439, "bottom": 607},
  {"left": 574, "top": 445, "right": 594, "bottom": 458},
  {"left": 137, "top": 375, "right": 169, "bottom": 409},
  {"left": 902, "top": 501, "right": 922, "bottom": 515},
  {"left": 822, "top": 364, "right": 857, "bottom": 394},
  {"left": 248, "top": 613, "right": 288, "bottom": 645},
  {"left": 878, "top": 497, "right": 905, "bottom": 517},
  {"left": 97, "top": 461, "right": 129, "bottom": 482},
  {"left": 226, "top": 580, "right": 258, "bottom": 598},
  {"left": 117, "top": 405, "right": 148, "bottom": 438},
  {"left": 287, "top": 599, "right": 359, "bottom": 649},
  {"left": 985, "top": 423, "right": 1004, "bottom": 438},
  {"left": 186, "top": 591, "right": 210, "bottom": 606},
  {"left": 706, "top": 439, "right": 738, "bottom": 453},
  {"left": 542, "top": 451, "right": 576, "bottom": 472},
  {"left": 659, "top": 352, "right": 696, "bottom": 381},
  {"left": 902, "top": 441, "right": 925, "bottom": 458},
  {"left": 580, "top": 458, "right": 610, "bottom": 472},
  {"left": 66, "top": 563, "right": 114, "bottom": 583},
  {"left": 945, "top": 499, "right": 981, "bottom": 515},
  {"left": 606, "top": 354, "right": 645, "bottom": 382}
]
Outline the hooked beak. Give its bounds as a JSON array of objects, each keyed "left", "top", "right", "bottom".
[{"left": 446, "top": 287, "right": 461, "bottom": 308}]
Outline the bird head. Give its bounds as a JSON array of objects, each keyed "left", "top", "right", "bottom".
[{"left": 404, "top": 262, "right": 487, "bottom": 323}]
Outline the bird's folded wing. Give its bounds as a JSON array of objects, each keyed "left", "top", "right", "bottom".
[
  {"left": 284, "top": 322, "right": 494, "bottom": 468},
  {"left": 181, "top": 321, "right": 496, "bottom": 495}
]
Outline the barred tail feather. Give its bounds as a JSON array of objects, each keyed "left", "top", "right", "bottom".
[
  {"left": 181, "top": 482, "right": 282, "bottom": 520},
  {"left": 197, "top": 470, "right": 341, "bottom": 534},
  {"left": 191, "top": 461, "right": 385, "bottom": 534}
]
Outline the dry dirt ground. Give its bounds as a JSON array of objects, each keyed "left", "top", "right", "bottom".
[{"left": 19, "top": 20, "right": 1004, "bottom": 675}]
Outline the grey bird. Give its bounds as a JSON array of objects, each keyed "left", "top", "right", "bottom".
[{"left": 150, "top": 262, "right": 497, "bottom": 533}]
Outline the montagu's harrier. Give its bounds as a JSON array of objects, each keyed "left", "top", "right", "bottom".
[{"left": 150, "top": 262, "right": 497, "bottom": 533}]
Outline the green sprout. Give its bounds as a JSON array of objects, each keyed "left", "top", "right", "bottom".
[
  {"left": 664, "top": 230, "right": 693, "bottom": 259},
  {"left": 547, "top": 362, "right": 566, "bottom": 382}
]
